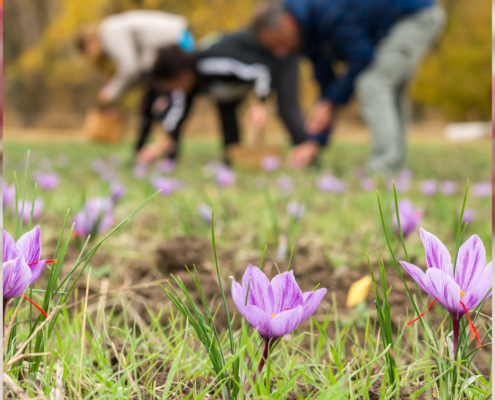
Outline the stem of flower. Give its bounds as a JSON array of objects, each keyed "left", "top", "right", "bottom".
[
  {"left": 245, "top": 338, "right": 272, "bottom": 393},
  {"left": 453, "top": 318, "right": 459, "bottom": 354}
]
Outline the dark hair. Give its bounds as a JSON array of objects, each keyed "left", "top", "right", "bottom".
[
  {"left": 152, "top": 45, "right": 197, "bottom": 80},
  {"left": 74, "top": 25, "right": 99, "bottom": 54},
  {"left": 253, "top": 2, "right": 286, "bottom": 33}
]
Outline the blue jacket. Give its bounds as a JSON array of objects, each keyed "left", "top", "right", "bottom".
[{"left": 284, "top": 0, "right": 435, "bottom": 105}]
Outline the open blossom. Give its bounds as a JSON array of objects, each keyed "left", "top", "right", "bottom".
[
  {"left": 3, "top": 182, "right": 15, "bottom": 208},
  {"left": 33, "top": 172, "right": 60, "bottom": 191},
  {"left": 400, "top": 229, "right": 492, "bottom": 351},
  {"left": 287, "top": 201, "right": 305, "bottom": 220},
  {"left": 230, "top": 265, "right": 326, "bottom": 339},
  {"left": 393, "top": 200, "right": 422, "bottom": 238},
  {"left": 316, "top": 175, "right": 345, "bottom": 194},
  {"left": 420, "top": 180, "right": 437, "bottom": 196},
  {"left": 439, "top": 180, "right": 458, "bottom": 195},
  {"left": 261, "top": 156, "right": 280, "bottom": 171},
  {"left": 111, "top": 181, "right": 127, "bottom": 202},
  {"left": 472, "top": 182, "right": 491, "bottom": 198},
  {"left": 73, "top": 198, "right": 114, "bottom": 238},
  {"left": 216, "top": 167, "right": 236, "bottom": 187},
  {"left": 15, "top": 199, "right": 44, "bottom": 223},
  {"left": 152, "top": 177, "right": 183, "bottom": 196}
]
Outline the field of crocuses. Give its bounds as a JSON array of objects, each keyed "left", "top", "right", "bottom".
[{"left": 2, "top": 135, "right": 492, "bottom": 399}]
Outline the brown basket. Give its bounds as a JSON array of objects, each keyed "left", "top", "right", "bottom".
[{"left": 84, "top": 108, "right": 123, "bottom": 144}]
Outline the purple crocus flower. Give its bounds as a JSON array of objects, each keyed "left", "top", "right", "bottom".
[
  {"left": 110, "top": 181, "right": 127, "bottom": 202},
  {"left": 399, "top": 168, "right": 413, "bottom": 181},
  {"left": 439, "top": 181, "right": 458, "bottom": 195},
  {"left": 287, "top": 201, "right": 305, "bottom": 220},
  {"left": 33, "top": 172, "right": 60, "bottom": 191},
  {"left": 420, "top": 180, "right": 437, "bottom": 196},
  {"left": 15, "top": 199, "right": 44, "bottom": 223},
  {"left": 316, "top": 175, "right": 345, "bottom": 194},
  {"left": 152, "top": 177, "right": 183, "bottom": 196},
  {"left": 388, "top": 177, "right": 411, "bottom": 193},
  {"left": 133, "top": 164, "right": 148, "bottom": 180},
  {"left": 461, "top": 209, "right": 476, "bottom": 226},
  {"left": 260, "top": 156, "right": 280, "bottom": 172},
  {"left": 198, "top": 203, "right": 213, "bottom": 225},
  {"left": 393, "top": 200, "right": 422, "bottom": 238},
  {"left": 3, "top": 182, "right": 15, "bottom": 208},
  {"left": 231, "top": 265, "right": 326, "bottom": 340},
  {"left": 472, "top": 182, "right": 491, "bottom": 198},
  {"left": 155, "top": 159, "right": 176, "bottom": 174},
  {"left": 277, "top": 175, "right": 294, "bottom": 194},
  {"left": 216, "top": 167, "right": 236, "bottom": 187},
  {"left": 400, "top": 229, "right": 491, "bottom": 351},
  {"left": 73, "top": 198, "right": 114, "bottom": 238},
  {"left": 360, "top": 177, "right": 375, "bottom": 192}
]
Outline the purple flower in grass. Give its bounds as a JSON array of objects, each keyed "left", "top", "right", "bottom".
[
  {"left": 261, "top": 156, "right": 280, "bottom": 171},
  {"left": 133, "top": 164, "right": 148, "bottom": 180},
  {"left": 472, "top": 182, "right": 491, "bottom": 198},
  {"left": 152, "top": 177, "right": 183, "bottom": 196},
  {"left": 393, "top": 200, "right": 422, "bottom": 238},
  {"left": 231, "top": 265, "right": 327, "bottom": 340},
  {"left": 388, "top": 177, "right": 411, "bottom": 193},
  {"left": 199, "top": 203, "right": 213, "bottom": 225},
  {"left": 277, "top": 176, "right": 294, "bottom": 194},
  {"left": 439, "top": 181, "right": 458, "bottom": 195},
  {"left": 216, "top": 167, "right": 236, "bottom": 187},
  {"left": 287, "top": 201, "right": 305, "bottom": 220},
  {"left": 399, "top": 168, "right": 413, "bottom": 181},
  {"left": 3, "top": 182, "right": 15, "bottom": 208},
  {"left": 400, "top": 229, "right": 491, "bottom": 352},
  {"left": 155, "top": 159, "right": 176, "bottom": 174},
  {"left": 420, "top": 180, "right": 437, "bottom": 196},
  {"left": 33, "top": 172, "right": 60, "bottom": 191},
  {"left": 461, "top": 209, "right": 475, "bottom": 226},
  {"left": 111, "top": 181, "right": 127, "bottom": 202},
  {"left": 316, "top": 175, "right": 345, "bottom": 194},
  {"left": 15, "top": 199, "right": 44, "bottom": 223},
  {"left": 73, "top": 198, "right": 114, "bottom": 238}
]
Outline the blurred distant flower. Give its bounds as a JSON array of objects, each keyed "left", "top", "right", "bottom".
[
  {"left": 461, "top": 208, "right": 476, "bottom": 225},
  {"left": 277, "top": 175, "right": 294, "bottom": 194},
  {"left": 216, "top": 167, "right": 236, "bottom": 187},
  {"left": 111, "top": 181, "right": 126, "bottom": 202},
  {"left": 439, "top": 180, "right": 458, "bottom": 195},
  {"left": 419, "top": 180, "right": 437, "bottom": 196},
  {"left": 3, "top": 182, "right": 15, "bottom": 208},
  {"left": 133, "top": 164, "right": 148, "bottom": 180},
  {"left": 388, "top": 177, "right": 411, "bottom": 193},
  {"left": 472, "top": 182, "right": 491, "bottom": 198},
  {"left": 15, "top": 199, "right": 44, "bottom": 223},
  {"left": 152, "top": 177, "right": 183, "bottom": 196},
  {"left": 399, "top": 168, "right": 413, "bottom": 181},
  {"left": 360, "top": 177, "right": 375, "bottom": 192},
  {"left": 73, "top": 198, "right": 114, "bottom": 238},
  {"left": 260, "top": 156, "right": 280, "bottom": 171},
  {"left": 155, "top": 159, "right": 176, "bottom": 174},
  {"left": 198, "top": 202, "right": 213, "bottom": 225},
  {"left": 92, "top": 159, "right": 107, "bottom": 174},
  {"left": 316, "top": 175, "right": 345, "bottom": 194},
  {"left": 353, "top": 167, "right": 366, "bottom": 180},
  {"left": 33, "top": 172, "right": 60, "bottom": 191},
  {"left": 203, "top": 160, "right": 226, "bottom": 177},
  {"left": 254, "top": 177, "right": 266, "bottom": 190},
  {"left": 287, "top": 201, "right": 305, "bottom": 220},
  {"left": 393, "top": 199, "right": 422, "bottom": 238}
]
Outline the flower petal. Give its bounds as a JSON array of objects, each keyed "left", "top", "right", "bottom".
[
  {"left": 266, "top": 305, "right": 303, "bottom": 338},
  {"left": 230, "top": 277, "right": 247, "bottom": 315},
  {"left": 243, "top": 305, "right": 271, "bottom": 338},
  {"left": 425, "top": 269, "right": 461, "bottom": 318},
  {"left": 463, "top": 261, "right": 492, "bottom": 311},
  {"left": 3, "top": 257, "right": 32, "bottom": 300},
  {"left": 3, "top": 230, "right": 17, "bottom": 262},
  {"left": 270, "top": 271, "right": 303, "bottom": 313},
  {"left": 300, "top": 288, "right": 327, "bottom": 322},
  {"left": 28, "top": 260, "right": 46, "bottom": 287},
  {"left": 400, "top": 261, "right": 435, "bottom": 297},
  {"left": 455, "top": 235, "right": 486, "bottom": 292},
  {"left": 16, "top": 226, "right": 41, "bottom": 264},
  {"left": 420, "top": 228, "right": 453, "bottom": 278},
  {"left": 241, "top": 264, "right": 273, "bottom": 313}
]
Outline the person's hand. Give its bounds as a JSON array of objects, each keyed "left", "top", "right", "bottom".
[
  {"left": 288, "top": 141, "right": 320, "bottom": 170},
  {"left": 136, "top": 137, "right": 176, "bottom": 165},
  {"left": 305, "top": 99, "right": 333, "bottom": 134},
  {"left": 245, "top": 101, "right": 268, "bottom": 129}
]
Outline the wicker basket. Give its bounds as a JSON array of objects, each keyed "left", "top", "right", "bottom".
[{"left": 84, "top": 108, "right": 123, "bottom": 144}]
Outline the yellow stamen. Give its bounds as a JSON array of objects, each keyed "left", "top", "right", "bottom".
[
  {"left": 460, "top": 290, "right": 466, "bottom": 300},
  {"left": 271, "top": 313, "right": 275, "bottom": 318}
]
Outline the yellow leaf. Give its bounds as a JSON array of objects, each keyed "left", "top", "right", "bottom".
[{"left": 346, "top": 276, "right": 372, "bottom": 309}]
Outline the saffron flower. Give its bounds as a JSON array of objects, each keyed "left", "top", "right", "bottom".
[
  {"left": 15, "top": 199, "right": 44, "bottom": 223},
  {"left": 133, "top": 164, "right": 148, "bottom": 180},
  {"left": 260, "top": 156, "right": 280, "bottom": 171},
  {"left": 461, "top": 208, "right": 475, "bottom": 225},
  {"left": 316, "top": 175, "right": 345, "bottom": 194},
  {"left": 439, "top": 180, "right": 458, "bottom": 195},
  {"left": 152, "top": 177, "right": 183, "bottom": 196},
  {"left": 400, "top": 229, "right": 492, "bottom": 351},
  {"left": 216, "top": 167, "right": 236, "bottom": 187},
  {"left": 110, "top": 181, "right": 127, "bottom": 202},
  {"left": 230, "top": 265, "right": 327, "bottom": 339},
  {"left": 198, "top": 202, "right": 213, "bottom": 225},
  {"left": 393, "top": 200, "right": 422, "bottom": 238},
  {"left": 73, "top": 198, "right": 114, "bottom": 238},
  {"left": 3, "top": 182, "right": 15, "bottom": 208},
  {"left": 287, "top": 201, "right": 305, "bottom": 220},
  {"left": 472, "top": 182, "right": 491, "bottom": 198},
  {"left": 388, "top": 177, "right": 411, "bottom": 193},
  {"left": 360, "top": 177, "right": 375, "bottom": 192},
  {"left": 420, "top": 180, "right": 437, "bottom": 196},
  {"left": 33, "top": 171, "right": 60, "bottom": 191}
]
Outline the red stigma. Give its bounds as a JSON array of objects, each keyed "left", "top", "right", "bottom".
[
  {"left": 22, "top": 295, "right": 48, "bottom": 318},
  {"left": 28, "top": 259, "right": 57, "bottom": 266},
  {"left": 406, "top": 299, "right": 437, "bottom": 326},
  {"left": 460, "top": 301, "right": 482, "bottom": 349},
  {"left": 285, "top": 308, "right": 291, "bottom": 311}
]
